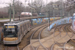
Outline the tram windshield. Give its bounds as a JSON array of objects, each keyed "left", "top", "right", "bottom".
[{"left": 3, "top": 25, "right": 18, "bottom": 37}]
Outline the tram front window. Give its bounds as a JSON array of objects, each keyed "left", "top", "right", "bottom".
[{"left": 3, "top": 25, "right": 18, "bottom": 37}]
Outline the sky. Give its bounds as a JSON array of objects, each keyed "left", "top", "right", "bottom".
[{"left": 0, "top": 0, "right": 63, "bottom": 8}]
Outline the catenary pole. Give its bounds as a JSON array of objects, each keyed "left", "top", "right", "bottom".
[{"left": 13, "top": 0, "right": 15, "bottom": 21}]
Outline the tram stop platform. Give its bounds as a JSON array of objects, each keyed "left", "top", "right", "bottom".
[{"left": 23, "top": 26, "right": 75, "bottom": 50}]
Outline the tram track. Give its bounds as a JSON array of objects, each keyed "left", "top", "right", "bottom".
[
  {"left": 50, "top": 24, "right": 66, "bottom": 50},
  {"left": 1, "top": 18, "right": 58, "bottom": 50},
  {"left": 3, "top": 22, "right": 75, "bottom": 50},
  {"left": 21, "top": 21, "right": 54, "bottom": 50},
  {"left": 1, "top": 22, "right": 49, "bottom": 50},
  {"left": 30, "top": 23, "right": 49, "bottom": 50},
  {"left": 33, "top": 23, "right": 75, "bottom": 50},
  {"left": 4, "top": 46, "right": 19, "bottom": 50},
  {"left": 22, "top": 23, "right": 75, "bottom": 50},
  {"left": 29, "top": 24, "right": 64, "bottom": 50},
  {"left": 50, "top": 23, "right": 75, "bottom": 50},
  {"left": 30, "top": 24, "right": 73, "bottom": 50},
  {"left": 32, "top": 24, "right": 48, "bottom": 39},
  {"left": 24, "top": 21, "right": 55, "bottom": 50},
  {"left": 3, "top": 20, "right": 54, "bottom": 50}
]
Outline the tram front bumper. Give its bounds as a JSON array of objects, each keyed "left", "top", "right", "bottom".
[{"left": 3, "top": 40, "right": 19, "bottom": 44}]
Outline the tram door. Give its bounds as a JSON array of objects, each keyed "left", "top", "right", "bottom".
[
  {"left": 0, "top": 27, "right": 2, "bottom": 43},
  {"left": 0, "top": 32, "right": 1, "bottom": 43}
]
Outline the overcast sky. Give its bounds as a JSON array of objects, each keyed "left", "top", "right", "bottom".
[{"left": 0, "top": 0, "right": 64, "bottom": 8}]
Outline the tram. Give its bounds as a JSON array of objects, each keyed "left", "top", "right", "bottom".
[{"left": 3, "top": 20, "right": 31, "bottom": 44}]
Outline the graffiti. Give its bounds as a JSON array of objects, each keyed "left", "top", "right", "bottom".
[
  {"left": 49, "top": 17, "right": 72, "bottom": 30},
  {"left": 69, "top": 18, "right": 72, "bottom": 23}
]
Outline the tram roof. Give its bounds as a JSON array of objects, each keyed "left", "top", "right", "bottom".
[{"left": 4, "top": 20, "right": 29, "bottom": 25}]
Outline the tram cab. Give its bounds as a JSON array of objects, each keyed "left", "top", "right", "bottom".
[
  {"left": 3, "top": 24, "right": 19, "bottom": 44},
  {"left": 3, "top": 20, "right": 30, "bottom": 44}
]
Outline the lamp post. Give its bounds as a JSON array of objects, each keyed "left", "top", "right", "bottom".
[
  {"left": 27, "top": 0, "right": 33, "bottom": 26},
  {"left": 9, "top": 4, "right": 12, "bottom": 22},
  {"left": 18, "top": 14, "right": 20, "bottom": 20},
  {"left": 13, "top": 0, "right": 15, "bottom": 21},
  {"left": 53, "top": 4, "right": 55, "bottom": 20},
  {"left": 30, "top": 7, "right": 33, "bottom": 26},
  {"left": 48, "top": 11, "right": 50, "bottom": 30}
]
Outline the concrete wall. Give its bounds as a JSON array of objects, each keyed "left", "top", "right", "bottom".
[{"left": 49, "top": 17, "right": 72, "bottom": 30}]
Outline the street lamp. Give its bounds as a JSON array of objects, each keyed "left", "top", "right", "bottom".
[
  {"left": 13, "top": 0, "right": 15, "bottom": 21},
  {"left": 48, "top": 11, "right": 50, "bottom": 30},
  {"left": 18, "top": 14, "right": 20, "bottom": 20},
  {"left": 9, "top": 4, "right": 12, "bottom": 22},
  {"left": 27, "top": 0, "right": 34, "bottom": 26}
]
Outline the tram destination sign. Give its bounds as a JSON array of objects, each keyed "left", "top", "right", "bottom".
[{"left": 6, "top": 26, "right": 15, "bottom": 28}]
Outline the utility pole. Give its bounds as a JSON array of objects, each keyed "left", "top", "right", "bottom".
[
  {"left": 53, "top": 4, "right": 55, "bottom": 20},
  {"left": 48, "top": 11, "right": 50, "bottom": 30},
  {"left": 61, "top": 0, "right": 64, "bottom": 18},
  {"left": 13, "top": 0, "right": 15, "bottom": 21},
  {"left": 9, "top": 4, "right": 12, "bottom": 22},
  {"left": 30, "top": 0, "right": 33, "bottom": 26},
  {"left": 46, "top": 1, "right": 50, "bottom": 30}
]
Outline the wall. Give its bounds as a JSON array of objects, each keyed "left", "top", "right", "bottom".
[{"left": 49, "top": 17, "right": 72, "bottom": 30}]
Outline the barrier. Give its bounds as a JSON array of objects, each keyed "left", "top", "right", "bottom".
[
  {"left": 32, "top": 17, "right": 61, "bottom": 25},
  {"left": 48, "top": 17, "right": 72, "bottom": 30}
]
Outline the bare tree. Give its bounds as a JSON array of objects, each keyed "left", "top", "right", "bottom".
[
  {"left": 11, "top": 1, "right": 25, "bottom": 14},
  {"left": 28, "top": 0, "right": 44, "bottom": 14},
  {"left": 43, "top": 0, "right": 66, "bottom": 17},
  {"left": 65, "top": 0, "right": 75, "bottom": 16}
]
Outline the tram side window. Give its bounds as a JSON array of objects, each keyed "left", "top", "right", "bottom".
[
  {"left": 25, "top": 24, "right": 26, "bottom": 30},
  {"left": 28, "top": 23, "right": 29, "bottom": 27},
  {"left": 21, "top": 26, "right": 23, "bottom": 34},
  {"left": 21, "top": 26, "right": 22, "bottom": 34},
  {"left": 19, "top": 27, "right": 21, "bottom": 37},
  {"left": 22, "top": 26, "right": 23, "bottom": 34},
  {"left": 29, "top": 22, "right": 30, "bottom": 27},
  {"left": 23, "top": 24, "right": 25, "bottom": 30},
  {"left": 24, "top": 24, "right": 25, "bottom": 30},
  {"left": 26, "top": 24, "right": 27, "bottom": 29},
  {"left": 23, "top": 25, "right": 24, "bottom": 32},
  {"left": 27, "top": 23, "right": 28, "bottom": 28},
  {"left": 27, "top": 23, "right": 29, "bottom": 27}
]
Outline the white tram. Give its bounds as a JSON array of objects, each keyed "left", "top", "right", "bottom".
[{"left": 3, "top": 20, "right": 31, "bottom": 44}]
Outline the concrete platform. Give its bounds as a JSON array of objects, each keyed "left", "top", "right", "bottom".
[{"left": 23, "top": 26, "right": 75, "bottom": 50}]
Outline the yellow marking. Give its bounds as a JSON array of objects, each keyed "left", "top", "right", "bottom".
[
  {"left": 6, "top": 26, "right": 15, "bottom": 28},
  {"left": 3, "top": 37, "right": 18, "bottom": 41},
  {"left": 33, "top": 23, "right": 37, "bottom": 25}
]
